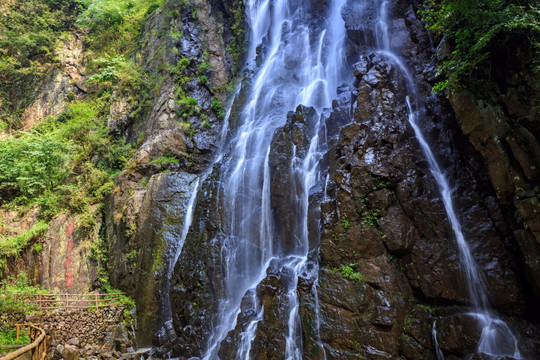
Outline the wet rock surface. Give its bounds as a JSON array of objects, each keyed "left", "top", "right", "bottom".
[
  {"left": 167, "top": 166, "right": 224, "bottom": 357},
  {"left": 314, "top": 0, "right": 540, "bottom": 358},
  {"left": 269, "top": 106, "right": 320, "bottom": 253},
  {"left": 104, "top": 0, "right": 540, "bottom": 358},
  {"left": 103, "top": 0, "right": 242, "bottom": 350},
  {"left": 106, "top": 171, "right": 198, "bottom": 347}
]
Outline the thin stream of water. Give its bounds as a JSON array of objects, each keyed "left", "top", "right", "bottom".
[{"left": 372, "top": 0, "right": 521, "bottom": 356}]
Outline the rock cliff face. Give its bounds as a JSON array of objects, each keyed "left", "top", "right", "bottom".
[
  {"left": 158, "top": 0, "right": 540, "bottom": 358},
  {"left": 448, "top": 80, "right": 540, "bottom": 302},
  {"left": 311, "top": 0, "right": 540, "bottom": 358},
  {"left": 103, "top": 0, "right": 242, "bottom": 347},
  {"left": 4, "top": 0, "right": 539, "bottom": 357}
]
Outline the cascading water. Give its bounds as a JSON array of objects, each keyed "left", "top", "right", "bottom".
[
  {"left": 166, "top": 0, "right": 523, "bottom": 358},
  {"left": 371, "top": 1, "right": 521, "bottom": 358},
  {"left": 200, "top": 0, "right": 349, "bottom": 358},
  {"left": 432, "top": 321, "right": 445, "bottom": 360}
]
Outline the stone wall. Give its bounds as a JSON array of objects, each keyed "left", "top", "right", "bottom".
[{"left": 1, "top": 307, "right": 136, "bottom": 360}]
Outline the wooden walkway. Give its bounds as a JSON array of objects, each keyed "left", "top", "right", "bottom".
[
  {"left": 14, "top": 292, "right": 126, "bottom": 311},
  {"left": 1, "top": 292, "right": 126, "bottom": 359},
  {"left": 0, "top": 325, "right": 46, "bottom": 360}
]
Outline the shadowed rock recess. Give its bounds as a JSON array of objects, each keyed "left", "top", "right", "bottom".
[{"left": 107, "top": 0, "right": 540, "bottom": 358}]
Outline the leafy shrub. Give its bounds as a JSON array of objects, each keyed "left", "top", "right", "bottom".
[
  {"left": 78, "top": 0, "right": 127, "bottom": 30},
  {"left": 78, "top": 0, "right": 165, "bottom": 54},
  {"left": 87, "top": 55, "right": 145, "bottom": 94},
  {"left": 0, "top": 273, "right": 46, "bottom": 313},
  {"left": 0, "top": 134, "right": 71, "bottom": 200},
  {"left": 420, "top": 0, "right": 540, "bottom": 92},
  {"left": 0, "top": 221, "right": 49, "bottom": 260},
  {"left": 0, "top": 328, "right": 31, "bottom": 352},
  {"left": 211, "top": 98, "right": 226, "bottom": 119}
]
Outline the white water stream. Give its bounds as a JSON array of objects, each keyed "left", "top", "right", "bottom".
[
  {"left": 200, "top": 0, "right": 349, "bottom": 358},
  {"left": 167, "top": 0, "right": 522, "bottom": 358},
  {"left": 371, "top": 1, "right": 521, "bottom": 358}
]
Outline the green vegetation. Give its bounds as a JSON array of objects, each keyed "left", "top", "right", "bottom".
[
  {"left": 227, "top": 0, "right": 247, "bottom": 75},
  {"left": 0, "top": 273, "right": 135, "bottom": 321},
  {"left": 0, "top": 0, "right": 165, "bottom": 277},
  {"left": 0, "top": 273, "right": 46, "bottom": 314},
  {"left": 78, "top": 0, "right": 165, "bottom": 55},
  {"left": 420, "top": 0, "right": 540, "bottom": 92},
  {"left": 211, "top": 98, "right": 226, "bottom": 119},
  {"left": 363, "top": 209, "right": 381, "bottom": 227},
  {"left": 331, "top": 264, "right": 365, "bottom": 283},
  {"left": 0, "top": 100, "right": 134, "bottom": 270},
  {"left": 370, "top": 175, "right": 391, "bottom": 190},
  {"left": 0, "top": 101, "right": 134, "bottom": 216},
  {"left": 0, "top": 0, "right": 78, "bottom": 128},
  {"left": 0, "top": 328, "right": 31, "bottom": 352},
  {"left": 403, "top": 313, "right": 416, "bottom": 331},
  {"left": 100, "top": 284, "right": 136, "bottom": 312},
  {"left": 342, "top": 216, "right": 350, "bottom": 229},
  {"left": 0, "top": 221, "right": 49, "bottom": 270},
  {"left": 151, "top": 156, "right": 180, "bottom": 164}
]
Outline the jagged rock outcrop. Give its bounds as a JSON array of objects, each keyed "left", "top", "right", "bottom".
[
  {"left": 21, "top": 33, "right": 85, "bottom": 130},
  {"left": 104, "top": 0, "right": 243, "bottom": 347},
  {"left": 313, "top": 0, "right": 540, "bottom": 358}
]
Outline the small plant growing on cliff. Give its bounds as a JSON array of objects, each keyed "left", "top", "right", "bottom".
[
  {"left": 363, "top": 209, "right": 380, "bottom": 227},
  {"left": 331, "top": 264, "right": 364, "bottom": 283},
  {"left": 170, "top": 30, "right": 183, "bottom": 41},
  {"left": 176, "top": 95, "right": 200, "bottom": 119},
  {"left": 371, "top": 175, "right": 391, "bottom": 190},
  {"left": 33, "top": 243, "right": 43, "bottom": 254},
  {"left": 199, "top": 75, "right": 209, "bottom": 85},
  {"left": 201, "top": 119, "right": 212, "bottom": 129},
  {"left": 211, "top": 98, "right": 226, "bottom": 119},
  {"left": 342, "top": 216, "right": 350, "bottom": 229},
  {"left": 151, "top": 156, "right": 180, "bottom": 164}
]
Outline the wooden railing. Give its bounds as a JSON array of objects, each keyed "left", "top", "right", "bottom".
[
  {"left": 0, "top": 325, "right": 47, "bottom": 360},
  {"left": 14, "top": 293, "right": 126, "bottom": 311}
]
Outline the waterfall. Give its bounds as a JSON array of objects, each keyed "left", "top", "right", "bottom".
[
  {"left": 162, "top": 176, "right": 200, "bottom": 323},
  {"left": 371, "top": 1, "right": 521, "bottom": 358},
  {"left": 200, "top": 0, "right": 349, "bottom": 357},
  {"left": 165, "top": 0, "right": 522, "bottom": 358},
  {"left": 432, "top": 321, "right": 445, "bottom": 360}
]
